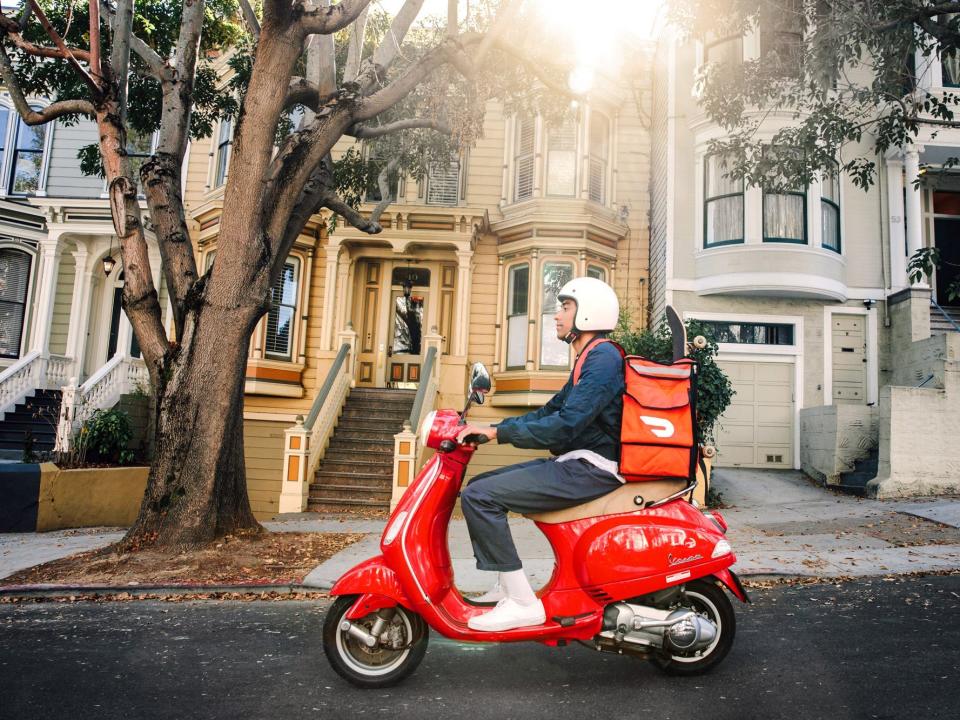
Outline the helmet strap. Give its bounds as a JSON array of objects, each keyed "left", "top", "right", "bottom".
[{"left": 563, "top": 330, "right": 579, "bottom": 345}]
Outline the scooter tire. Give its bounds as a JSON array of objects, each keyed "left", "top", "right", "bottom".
[
  {"left": 323, "top": 594, "right": 429, "bottom": 689},
  {"left": 649, "top": 578, "right": 736, "bottom": 676}
]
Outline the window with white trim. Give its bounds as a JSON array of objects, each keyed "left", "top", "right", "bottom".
[
  {"left": 0, "top": 248, "right": 32, "bottom": 358},
  {"left": 264, "top": 259, "right": 299, "bottom": 360},
  {"left": 514, "top": 115, "right": 535, "bottom": 201},
  {"left": 506, "top": 264, "right": 529, "bottom": 370},
  {"left": 546, "top": 119, "right": 576, "bottom": 197},
  {"left": 821, "top": 165, "right": 841, "bottom": 252},
  {"left": 763, "top": 146, "right": 807, "bottom": 244},
  {"left": 426, "top": 154, "right": 461, "bottom": 205},
  {"left": 540, "top": 262, "right": 573, "bottom": 368},
  {"left": 704, "top": 153, "right": 744, "bottom": 247},
  {"left": 214, "top": 117, "right": 232, "bottom": 188},
  {"left": 586, "top": 264, "right": 606, "bottom": 282},
  {"left": 0, "top": 106, "right": 8, "bottom": 179},
  {"left": 9, "top": 107, "right": 46, "bottom": 196}
]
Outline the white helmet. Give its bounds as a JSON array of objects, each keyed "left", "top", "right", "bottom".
[{"left": 557, "top": 277, "right": 619, "bottom": 342}]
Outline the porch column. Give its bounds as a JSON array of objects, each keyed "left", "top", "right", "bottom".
[
  {"left": 904, "top": 147, "right": 928, "bottom": 287},
  {"left": 320, "top": 244, "right": 341, "bottom": 351},
  {"left": 63, "top": 242, "right": 93, "bottom": 380},
  {"left": 29, "top": 234, "right": 64, "bottom": 353},
  {"left": 886, "top": 155, "right": 908, "bottom": 292},
  {"left": 331, "top": 249, "right": 351, "bottom": 347},
  {"left": 454, "top": 249, "right": 474, "bottom": 356}
]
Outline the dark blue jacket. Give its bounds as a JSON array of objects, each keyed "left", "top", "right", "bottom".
[{"left": 495, "top": 339, "right": 625, "bottom": 461}]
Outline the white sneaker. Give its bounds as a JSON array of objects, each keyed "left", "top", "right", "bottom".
[
  {"left": 473, "top": 581, "right": 506, "bottom": 604},
  {"left": 467, "top": 598, "right": 546, "bottom": 632}
]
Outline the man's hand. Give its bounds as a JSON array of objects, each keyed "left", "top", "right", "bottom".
[{"left": 456, "top": 424, "right": 497, "bottom": 446}]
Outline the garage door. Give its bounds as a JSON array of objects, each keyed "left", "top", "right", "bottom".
[{"left": 714, "top": 360, "right": 793, "bottom": 468}]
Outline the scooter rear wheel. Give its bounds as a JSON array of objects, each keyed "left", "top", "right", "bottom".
[
  {"left": 649, "top": 578, "right": 736, "bottom": 676},
  {"left": 323, "top": 595, "right": 429, "bottom": 688}
]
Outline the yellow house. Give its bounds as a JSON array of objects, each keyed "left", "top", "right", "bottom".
[{"left": 183, "top": 49, "right": 653, "bottom": 519}]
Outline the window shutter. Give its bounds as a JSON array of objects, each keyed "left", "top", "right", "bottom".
[
  {"left": 589, "top": 158, "right": 605, "bottom": 204},
  {"left": 264, "top": 261, "right": 298, "bottom": 359},
  {"left": 515, "top": 117, "right": 535, "bottom": 201},
  {"left": 426, "top": 159, "right": 460, "bottom": 205}
]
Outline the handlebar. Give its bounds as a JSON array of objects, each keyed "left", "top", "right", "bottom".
[{"left": 439, "top": 434, "right": 490, "bottom": 453}]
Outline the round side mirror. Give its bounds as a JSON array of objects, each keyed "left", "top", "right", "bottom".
[{"left": 469, "top": 362, "right": 491, "bottom": 395}]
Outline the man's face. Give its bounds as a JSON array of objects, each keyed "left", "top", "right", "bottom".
[{"left": 554, "top": 299, "right": 577, "bottom": 340}]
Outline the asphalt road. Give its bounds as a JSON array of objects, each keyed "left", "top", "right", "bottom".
[{"left": 2, "top": 575, "right": 959, "bottom": 720}]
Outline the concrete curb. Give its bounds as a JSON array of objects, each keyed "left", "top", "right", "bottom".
[{"left": 0, "top": 582, "right": 328, "bottom": 600}]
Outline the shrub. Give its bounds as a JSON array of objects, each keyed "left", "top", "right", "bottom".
[
  {"left": 611, "top": 311, "right": 735, "bottom": 445},
  {"left": 81, "top": 409, "right": 135, "bottom": 465}
]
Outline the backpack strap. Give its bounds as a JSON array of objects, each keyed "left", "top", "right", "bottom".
[{"left": 573, "top": 337, "right": 625, "bottom": 385}]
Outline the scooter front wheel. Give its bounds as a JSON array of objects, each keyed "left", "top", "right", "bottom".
[{"left": 323, "top": 595, "right": 429, "bottom": 688}]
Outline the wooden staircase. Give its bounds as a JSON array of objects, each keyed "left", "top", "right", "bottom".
[{"left": 308, "top": 387, "right": 417, "bottom": 510}]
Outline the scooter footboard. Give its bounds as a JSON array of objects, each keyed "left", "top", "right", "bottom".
[
  {"left": 713, "top": 568, "right": 750, "bottom": 603},
  {"left": 329, "top": 555, "right": 412, "bottom": 617}
]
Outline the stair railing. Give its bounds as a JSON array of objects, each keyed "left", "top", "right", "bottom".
[
  {"left": 55, "top": 354, "right": 150, "bottom": 451},
  {"left": 931, "top": 297, "right": 960, "bottom": 333},
  {"left": 280, "top": 334, "right": 356, "bottom": 513},
  {"left": 0, "top": 350, "right": 43, "bottom": 419},
  {"left": 391, "top": 331, "right": 442, "bottom": 508}
]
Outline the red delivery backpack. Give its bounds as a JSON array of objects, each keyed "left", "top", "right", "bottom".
[{"left": 573, "top": 339, "right": 699, "bottom": 482}]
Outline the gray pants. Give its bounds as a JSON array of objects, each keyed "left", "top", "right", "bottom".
[{"left": 460, "top": 458, "right": 623, "bottom": 572}]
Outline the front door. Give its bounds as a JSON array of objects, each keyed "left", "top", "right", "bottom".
[
  {"left": 934, "top": 217, "right": 960, "bottom": 306},
  {"left": 355, "top": 260, "right": 382, "bottom": 387},
  {"left": 387, "top": 289, "right": 427, "bottom": 388}
]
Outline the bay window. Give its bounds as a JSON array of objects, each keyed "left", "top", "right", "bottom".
[
  {"left": 546, "top": 119, "right": 576, "bottom": 197},
  {"left": 763, "top": 147, "right": 807, "bottom": 244},
  {"left": 704, "top": 153, "right": 744, "bottom": 247},
  {"left": 704, "top": 31, "right": 743, "bottom": 66},
  {"left": 506, "top": 264, "right": 529, "bottom": 369},
  {"left": 821, "top": 167, "right": 841, "bottom": 252},
  {"left": 540, "top": 262, "right": 573, "bottom": 368},
  {"left": 214, "top": 117, "right": 232, "bottom": 188},
  {"left": 0, "top": 248, "right": 32, "bottom": 358},
  {"left": 265, "top": 259, "right": 299, "bottom": 360},
  {"left": 588, "top": 111, "right": 609, "bottom": 204},
  {"left": 514, "top": 115, "right": 535, "bottom": 202}
]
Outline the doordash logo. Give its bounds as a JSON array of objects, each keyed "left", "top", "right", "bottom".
[{"left": 640, "top": 416, "right": 675, "bottom": 438}]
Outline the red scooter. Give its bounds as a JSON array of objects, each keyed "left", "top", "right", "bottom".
[{"left": 322, "top": 364, "right": 749, "bottom": 688}]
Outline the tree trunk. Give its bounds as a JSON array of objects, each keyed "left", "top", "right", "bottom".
[{"left": 122, "top": 296, "right": 263, "bottom": 550}]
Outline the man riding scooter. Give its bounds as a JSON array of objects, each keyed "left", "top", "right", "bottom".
[{"left": 455, "top": 277, "right": 626, "bottom": 632}]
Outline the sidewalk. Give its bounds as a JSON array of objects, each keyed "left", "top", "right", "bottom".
[{"left": 3, "top": 469, "right": 960, "bottom": 593}]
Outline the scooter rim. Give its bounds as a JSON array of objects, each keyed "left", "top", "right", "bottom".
[
  {"left": 334, "top": 606, "right": 415, "bottom": 677},
  {"left": 664, "top": 588, "right": 723, "bottom": 663}
]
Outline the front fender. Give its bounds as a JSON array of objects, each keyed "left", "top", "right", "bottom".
[
  {"left": 329, "top": 555, "right": 412, "bottom": 615},
  {"left": 713, "top": 568, "right": 751, "bottom": 603}
]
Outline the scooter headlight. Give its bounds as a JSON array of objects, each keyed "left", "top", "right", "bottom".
[{"left": 419, "top": 410, "right": 437, "bottom": 447}]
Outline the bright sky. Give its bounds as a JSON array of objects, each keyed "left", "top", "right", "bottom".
[
  {"left": 376, "top": 0, "right": 664, "bottom": 90},
  {"left": 376, "top": 0, "right": 664, "bottom": 40}
]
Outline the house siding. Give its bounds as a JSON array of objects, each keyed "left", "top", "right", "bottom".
[{"left": 44, "top": 118, "right": 104, "bottom": 198}]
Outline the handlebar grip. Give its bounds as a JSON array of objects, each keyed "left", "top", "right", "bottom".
[{"left": 462, "top": 434, "right": 490, "bottom": 445}]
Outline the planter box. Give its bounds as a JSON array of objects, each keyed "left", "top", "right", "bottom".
[{"left": 36, "top": 464, "right": 149, "bottom": 532}]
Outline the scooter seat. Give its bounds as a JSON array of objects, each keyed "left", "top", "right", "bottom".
[{"left": 524, "top": 479, "right": 687, "bottom": 524}]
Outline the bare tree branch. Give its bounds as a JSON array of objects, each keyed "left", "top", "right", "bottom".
[
  {"left": 284, "top": 76, "right": 337, "bottom": 112},
  {"left": 358, "top": 0, "right": 426, "bottom": 92},
  {"left": 110, "top": 0, "right": 135, "bottom": 119},
  {"left": 89, "top": 0, "right": 103, "bottom": 87},
  {"left": 25, "top": 0, "right": 100, "bottom": 90},
  {"left": 369, "top": 156, "right": 399, "bottom": 224},
  {"left": 0, "top": 12, "right": 92, "bottom": 63},
  {"left": 323, "top": 191, "right": 382, "bottom": 233},
  {"left": 239, "top": 0, "right": 261, "bottom": 41},
  {"left": 98, "top": 0, "right": 170, "bottom": 82},
  {"left": 304, "top": 0, "right": 337, "bottom": 128},
  {"left": 473, "top": 0, "right": 518, "bottom": 66},
  {"left": 0, "top": 45, "right": 95, "bottom": 123},
  {"left": 342, "top": 4, "right": 369, "bottom": 82},
  {"left": 347, "top": 117, "right": 452, "bottom": 138},
  {"left": 156, "top": 0, "right": 205, "bottom": 159},
  {"left": 296, "top": 0, "right": 373, "bottom": 37},
  {"left": 353, "top": 42, "right": 452, "bottom": 121},
  {"left": 462, "top": 32, "right": 573, "bottom": 98},
  {"left": 17, "top": 3, "right": 33, "bottom": 32}
]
